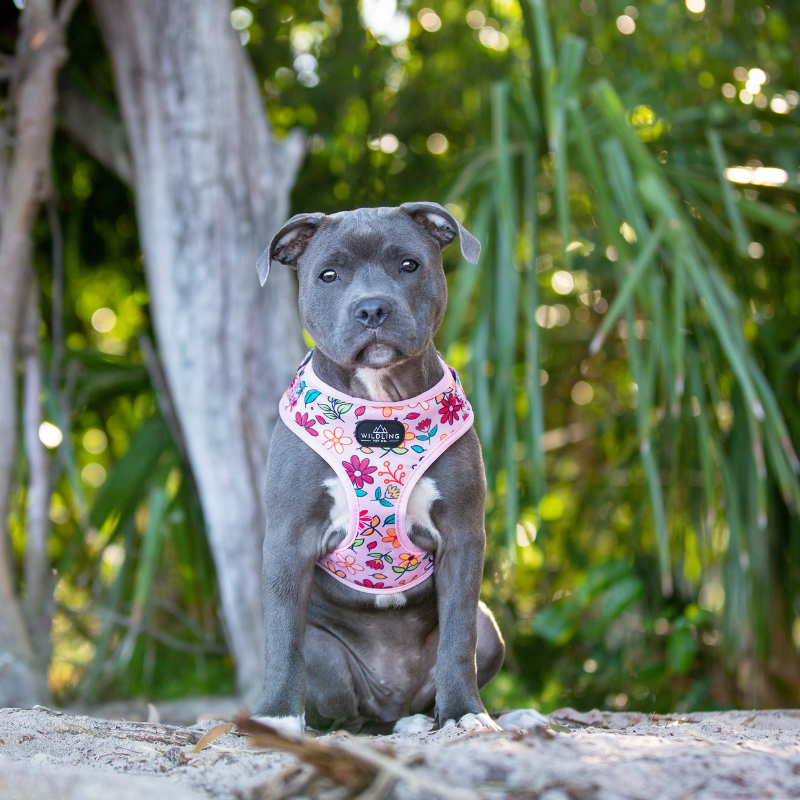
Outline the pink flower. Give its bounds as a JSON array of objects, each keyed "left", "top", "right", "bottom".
[
  {"left": 438, "top": 394, "right": 462, "bottom": 425},
  {"left": 342, "top": 455, "right": 377, "bottom": 489},
  {"left": 294, "top": 412, "right": 318, "bottom": 436}
]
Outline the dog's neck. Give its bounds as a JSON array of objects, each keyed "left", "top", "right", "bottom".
[{"left": 312, "top": 344, "right": 443, "bottom": 402}]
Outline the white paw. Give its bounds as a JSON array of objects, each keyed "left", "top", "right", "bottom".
[
  {"left": 393, "top": 714, "right": 436, "bottom": 734},
  {"left": 443, "top": 712, "right": 502, "bottom": 732},
  {"left": 250, "top": 714, "right": 304, "bottom": 739},
  {"left": 495, "top": 708, "right": 549, "bottom": 731}
]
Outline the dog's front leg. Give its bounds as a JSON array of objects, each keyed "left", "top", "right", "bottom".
[
  {"left": 433, "top": 527, "right": 500, "bottom": 731},
  {"left": 252, "top": 536, "right": 316, "bottom": 736}
]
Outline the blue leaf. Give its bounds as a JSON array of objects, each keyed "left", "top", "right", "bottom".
[
  {"left": 384, "top": 514, "right": 396, "bottom": 526},
  {"left": 304, "top": 390, "right": 321, "bottom": 405},
  {"left": 411, "top": 445, "right": 425, "bottom": 453},
  {"left": 379, "top": 499, "right": 393, "bottom": 507},
  {"left": 355, "top": 489, "right": 367, "bottom": 497}
]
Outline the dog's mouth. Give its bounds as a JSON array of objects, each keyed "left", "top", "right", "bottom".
[{"left": 356, "top": 342, "right": 403, "bottom": 368}]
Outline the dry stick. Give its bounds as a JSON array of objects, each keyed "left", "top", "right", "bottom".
[{"left": 237, "top": 714, "right": 480, "bottom": 800}]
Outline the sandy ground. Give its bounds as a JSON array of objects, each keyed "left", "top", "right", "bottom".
[{"left": 2, "top": 705, "right": 800, "bottom": 799}]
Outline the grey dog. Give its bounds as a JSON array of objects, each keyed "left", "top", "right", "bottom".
[{"left": 252, "top": 203, "right": 505, "bottom": 735}]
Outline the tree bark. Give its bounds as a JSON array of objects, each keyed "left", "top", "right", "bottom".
[
  {"left": 91, "top": 0, "right": 305, "bottom": 697},
  {"left": 0, "top": 0, "right": 77, "bottom": 707},
  {"left": 21, "top": 284, "right": 53, "bottom": 678}
]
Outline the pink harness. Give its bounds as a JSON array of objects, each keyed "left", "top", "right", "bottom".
[{"left": 279, "top": 351, "right": 474, "bottom": 594}]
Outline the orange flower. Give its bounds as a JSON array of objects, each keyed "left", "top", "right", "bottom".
[
  {"left": 335, "top": 552, "right": 364, "bottom": 575},
  {"left": 372, "top": 405, "right": 403, "bottom": 418},
  {"left": 326, "top": 561, "right": 346, "bottom": 579},
  {"left": 399, "top": 553, "right": 420, "bottom": 569},
  {"left": 323, "top": 426, "right": 353, "bottom": 454},
  {"left": 402, "top": 423, "right": 415, "bottom": 442},
  {"left": 382, "top": 528, "right": 400, "bottom": 548}
]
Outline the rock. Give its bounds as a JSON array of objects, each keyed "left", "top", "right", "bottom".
[{"left": 496, "top": 708, "right": 550, "bottom": 730}]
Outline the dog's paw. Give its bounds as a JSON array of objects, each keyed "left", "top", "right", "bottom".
[
  {"left": 393, "top": 714, "right": 436, "bottom": 734},
  {"left": 442, "top": 712, "right": 502, "bottom": 732},
  {"left": 495, "top": 708, "right": 549, "bottom": 731},
  {"left": 250, "top": 714, "right": 304, "bottom": 739}
]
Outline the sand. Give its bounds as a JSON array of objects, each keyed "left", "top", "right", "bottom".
[{"left": 2, "top": 704, "right": 800, "bottom": 799}]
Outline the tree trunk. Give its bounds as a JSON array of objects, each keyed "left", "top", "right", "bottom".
[
  {"left": 91, "top": 0, "right": 305, "bottom": 698},
  {"left": 0, "top": 0, "right": 77, "bottom": 707},
  {"left": 21, "top": 284, "right": 53, "bottom": 678}
]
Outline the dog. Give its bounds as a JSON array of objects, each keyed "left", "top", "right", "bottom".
[{"left": 252, "top": 203, "right": 505, "bottom": 735}]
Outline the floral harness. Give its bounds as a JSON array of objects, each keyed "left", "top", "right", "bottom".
[{"left": 279, "top": 350, "right": 474, "bottom": 594}]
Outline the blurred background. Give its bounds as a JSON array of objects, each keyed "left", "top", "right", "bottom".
[{"left": 1, "top": 0, "right": 799, "bottom": 718}]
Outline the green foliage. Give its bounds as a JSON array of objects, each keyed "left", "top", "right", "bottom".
[{"left": 9, "top": 0, "right": 800, "bottom": 711}]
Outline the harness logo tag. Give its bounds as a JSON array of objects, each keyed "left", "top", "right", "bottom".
[{"left": 355, "top": 420, "right": 405, "bottom": 447}]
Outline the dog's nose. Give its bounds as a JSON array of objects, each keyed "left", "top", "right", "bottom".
[{"left": 355, "top": 298, "right": 391, "bottom": 329}]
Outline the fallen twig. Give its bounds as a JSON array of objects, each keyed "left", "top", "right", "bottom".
[{"left": 236, "top": 712, "right": 479, "bottom": 800}]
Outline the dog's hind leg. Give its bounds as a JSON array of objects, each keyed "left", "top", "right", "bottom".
[
  {"left": 303, "top": 624, "right": 359, "bottom": 729},
  {"left": 476, "top": 600, "right": 505, "bottom": 689}
]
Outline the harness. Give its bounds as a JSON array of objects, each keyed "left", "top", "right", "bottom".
[{"left": 279, "top": 350, "right": 474, "bottom": 594}]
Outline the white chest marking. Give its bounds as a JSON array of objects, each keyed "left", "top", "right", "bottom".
[
  {"left": 406, "top": 477, "right": 442, "bottom": 548},
  {"left": 354, "top": 367, "right": 392, "bottom": 401},
  {"left": 375, "top": 592, "right": 406, "bottom": 609},
  {"left": 322, "top": 477, "right": 348, "bottom": 549}
]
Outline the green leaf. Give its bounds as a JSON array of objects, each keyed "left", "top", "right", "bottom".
[
  {"left": 352, "top": 538, "right": 364, "bottom": 548},
  {"left": 89, "top": 415, "right": 172, "bottom": 530},
  {"left": 338, "top": 403, "right": 353, "bottom": 414},
  {"left": 392, "top": 566, "right": 404, "bottom": 574}
]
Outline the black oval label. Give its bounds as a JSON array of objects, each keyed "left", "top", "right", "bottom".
[{"left": 355, "top": 420, "right": 405, "bottom": 447}]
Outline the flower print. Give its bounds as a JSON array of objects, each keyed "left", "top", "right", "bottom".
[
  {"left": 323, "top": 426, "right": 353, "bottom": 454},
  {"left": 366, "top": 559, "right": 383, "bottom": 570},
  {"left": 360, "top": 514, "right": 381, "bottom": 536},
  {"left": 438, "top": 393, "right": 462, "bottom": 425},
  {"left": 342, "top": 455, "right": 377, "bottom": 489},
  {"left": 355, "top": 578, "right": 385, "bottom": 589},
  {"left": 408, "top": 400, "right": 431, "bottom": 411},
  {"left": 372, "top": 405, "right": 403, "bottom": 418},
  {"left": 287, "top": 375, "right": 303, "bottom": 409},
  {"left": 295, "top": 412, "right": 319, "bottom": 436},
  {"left": 402, "top": 423, "right": 415, "bottom": 443},
  {"left": 398, "top": 553, "right": 420, "bottom": 570},
  {"left": 335, "top": 552, "right": 364, "bottom": 575},
  {"left": 382, "top": 528, "right": 400, "bottom": 548},
  {"left": 385, "top": 484, "right": 400, "bottom": 499},
  {"left": 416, "top": 418, "right": 432, "bottom": 431},
  {"left": 326, "top": 561, "right": 346, "bottom": 579}
]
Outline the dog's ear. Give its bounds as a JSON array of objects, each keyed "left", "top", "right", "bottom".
[
  {"left": 257, "top": 212, "right": 325, "bottom": 285},
  {"left": 400, "top": 202, "right": 480, "bottom": 265}
]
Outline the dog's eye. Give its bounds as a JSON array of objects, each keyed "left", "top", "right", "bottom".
[
  {"left": 319, "top": 269, "right": 338, "bottom": 283},
  {"left": 401, "top": 259, "right": 419, "bottom": 273}
]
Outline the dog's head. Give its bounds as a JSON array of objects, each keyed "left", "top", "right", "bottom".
[{"left": 257, "top": 203, "right": 480, "bottom": 369}]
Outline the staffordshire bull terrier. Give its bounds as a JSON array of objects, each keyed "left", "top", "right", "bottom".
[{"left": 252, "top": 202, "right": 505, "bottom": 735}]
